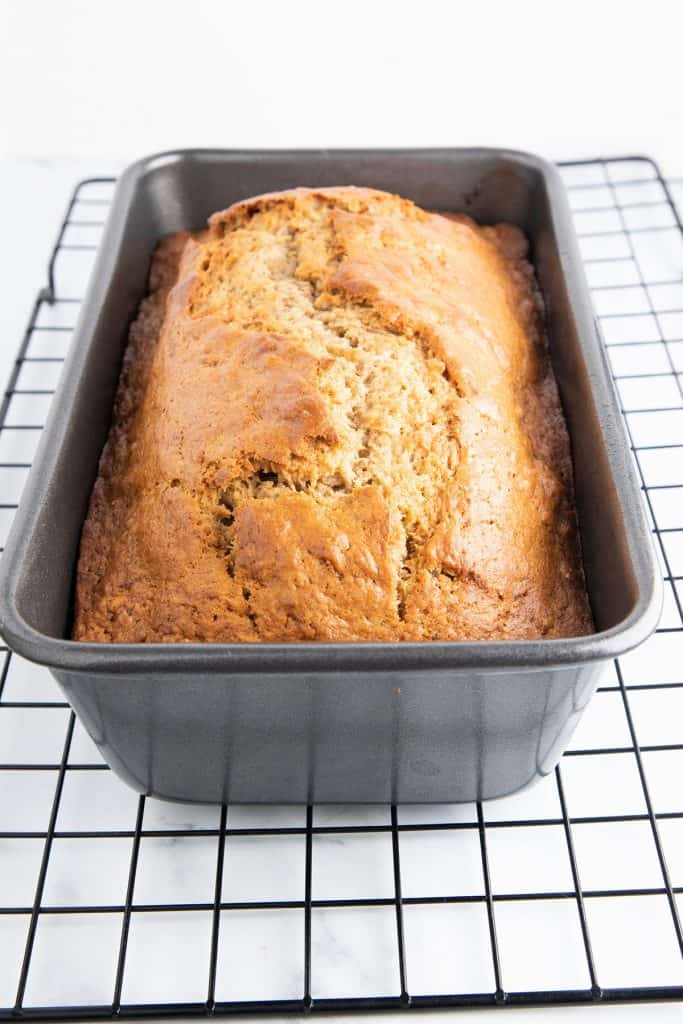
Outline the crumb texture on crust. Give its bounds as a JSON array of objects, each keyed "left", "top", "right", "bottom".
[{"left": 73, "top": 186, "right": 593, "bottom": 642}]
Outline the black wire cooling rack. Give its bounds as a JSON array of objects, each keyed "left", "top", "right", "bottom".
[{"left": 0, "top": 156, "right": 682, "bottom": 1019}]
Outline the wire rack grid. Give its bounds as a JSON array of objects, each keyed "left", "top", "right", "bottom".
[{"left": 0, "top": 156, "right": 682, "bottom": 1018}]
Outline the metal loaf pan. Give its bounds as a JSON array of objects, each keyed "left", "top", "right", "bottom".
[{"left": 0, "top": 149, "right": 662, "bottom": 803}]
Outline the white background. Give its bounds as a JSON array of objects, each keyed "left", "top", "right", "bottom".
[
  {"left": 1, "top": 0, "right": 682, "bottom": 164},
  {"left": 0, "top": 2, "right": 682, "bottom": 1021}
]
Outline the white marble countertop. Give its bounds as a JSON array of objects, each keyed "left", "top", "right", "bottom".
[{"left": 1, "top": 155, "right": 682, "bottom": 1023}]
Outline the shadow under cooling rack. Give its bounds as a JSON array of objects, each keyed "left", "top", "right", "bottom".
[{"left": 0, "top": 155, "right": 682, "bottom": 1018}]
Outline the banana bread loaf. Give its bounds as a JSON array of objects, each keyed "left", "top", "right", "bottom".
[{"left": 73, "top": 186, "right": 593, "bottom": 642}]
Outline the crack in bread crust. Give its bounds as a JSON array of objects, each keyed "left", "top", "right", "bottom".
[{"left": 73, "top": 186, "right": 593, "bottom": 643}]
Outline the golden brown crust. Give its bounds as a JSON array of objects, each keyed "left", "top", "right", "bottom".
[{"left": 73, "top": 186, "right": 593, "bottom": 643}]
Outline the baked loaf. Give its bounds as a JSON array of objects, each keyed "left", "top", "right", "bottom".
[{"left": 73, "top": 186, "right": 593, "bottom": 642}]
